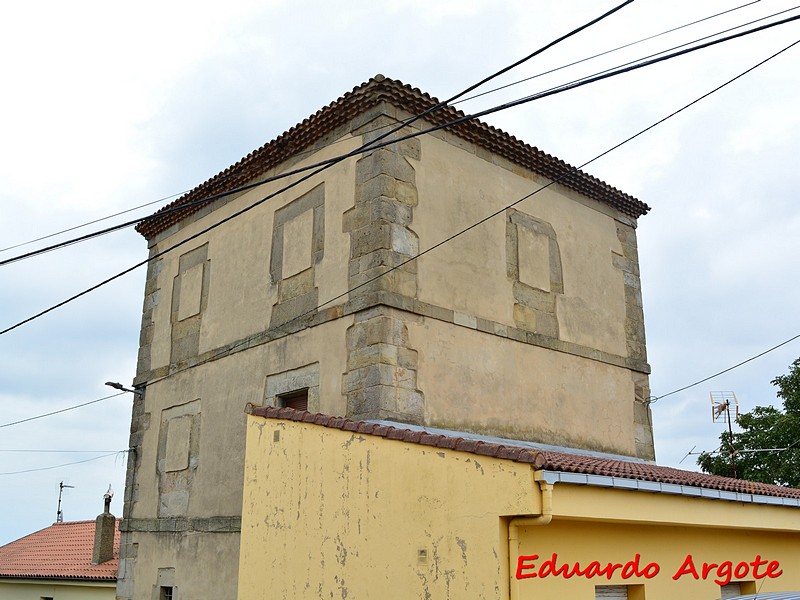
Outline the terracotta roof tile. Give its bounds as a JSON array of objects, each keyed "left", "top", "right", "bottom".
[
  {"left": 137, "top": 75, "right": 649, "bottom": 240},
  {"left": 0, "top": 519, "right": 120, "bottom": 581},
  {"left": 246, "top": 406, "right": 800, "bottom": 500}
]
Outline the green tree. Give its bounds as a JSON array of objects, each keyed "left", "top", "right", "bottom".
[{"left": 697, "top": 358, "right": 800, "bottom": 487}]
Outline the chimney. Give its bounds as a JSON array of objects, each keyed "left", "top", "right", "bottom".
[{"left": 92, "top": 486, "right": 115, "bottom": 565}]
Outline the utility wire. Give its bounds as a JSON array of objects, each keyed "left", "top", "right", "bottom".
[
  {"left": 0, "top": 191, "right": 185, "bottom": 255},
  {"left": 3, "top": 6, "right": 797, "bottom": 270},
  {"left": 0, "top": 1, "right": 632, "bottom": 269},
  {"left": 144, "top": 32, "right": 800, "bottom": 393},
  {"left": 650, "top": 333, "right": 800, "bottom": 402},
  {"left": 0, "top": 0, "right": 762, "bottom": 260},
  {"left": 457, "top": 0, "right": 767, "bottom": 105},
  {"left": 5, "top": 3, "right": 794, "bottom": 270},
  {"left": 0, "top": 451, "right": 125, "bottom": 476},
  {"left": 0, "top": 392, "right": 126, "bottom": 429},
  {"left": 3, "top": 3, "right": 792, "bottom": 270},
  {"left": 0, "top": 449, "right": 122, "bottom": 453},
  {"left": 3, "top": 12, "right": 798, "bottom": 335},
  {"left": 0, "top": 2, "right": 637, "bottom": 333}
]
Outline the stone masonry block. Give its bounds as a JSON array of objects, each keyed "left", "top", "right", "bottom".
[
  {"left": 371, "top": 197, "right": 413, "bottom": 226},
  {"left": 513, "top": 303, "right": 537, "bottom": 332},
  {"left": 363, "top": 363, "right": 398, "bottom": 387},
  {"left": 347, "top": 343, "right": 399, "bottom": 370},
  {"left": 390, "top": 224, "right": 419, "bottom": 256},
  {"left": 356, "top": 174, "right": 397, "bottom": 202},
  {"left": 394, "top": 180, "right": 418, "bottom": 206},
  {"left": 396, "top": 389, "right": 424, "bottom": 418},
  {"left": 397, "top": 347, "right": 418, "bottom": 370},
  {"left": 349, "top": 224, "right": 393, "bottom": 257},
  {"left": 365, "top": 316, "right": 409, "bottom": 346},
  {"left": 356, "top": 149, "right": 416, "bottom": 185},
  {"left": 342, "top": 368, "right": 366, "bottom": 393},
  {"left": 453, "top": 312, "right": 477, "bottom": 329},
  {"left": 342, "top": 204, "right": 370, "bottom": 233}
]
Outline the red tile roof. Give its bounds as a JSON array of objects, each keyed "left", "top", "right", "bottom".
[
  {"left": 0, "top": 519, "right": 119, "bottom": 581},
  {"left": 248, "top": 406, "right": 800, "bottom": 501},
  {"left": 137, "top": 75, "right": 649, "bottom": 240}
]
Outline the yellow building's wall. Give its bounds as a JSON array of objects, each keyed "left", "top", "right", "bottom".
[
  {"left": 0, "top": 579, "right": 115, "bottom": 600},
  {"left": 239, "top": 416, "right": 800, "bottom": 600},
  {"left": 238, "top": 416, "right": 538, "bottom": 600},
  {"left": 516, "top": 519, "right": 800, "bottom": 599}
]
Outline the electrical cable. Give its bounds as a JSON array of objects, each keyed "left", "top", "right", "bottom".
[
  {"left": 0, "top": 392, "right": 126, "bottom": 429},
  {"left": 6, "top": 4, "right": 795, "bottom": 270},
  {"left": 0, "top": 2, "right": 641, "bottom": 333},
  {"left": 0, "top": 1, "right": 633, "bottom": 269},
  {"left": 0, "top": 451, "right": 125, "bottom": 476},
  {"left": 511, "top": 4, "right": 800, "bottom": 107},
  {"left": 3, "top": 12, "right": 798, "bottom": 335},
  {"left": 4, "top": 5, "right": 797, "bottom": 272},
  {"left": 0, "top": 0, "right": 798, "bottom": 266},
  {"left": 0, "top": 449, "right": 122, "bottom": 453},
  {"left": 456, "top": 0, "right": 768, "bottom": 105},
  {"left": 650, "top": 333, "right": 800, "bottom": 403},
  {"left": 0, "top": 0, "right": 762, "bottom": 260},
  {"left": 0, "top": 191, "right": 186, "bottom": 255},
  {"left": 3, "top": 13, "right": 797, "bottom": 336},
  {"left": 142, "top": 34, "right": 800, "bottom": 393}
]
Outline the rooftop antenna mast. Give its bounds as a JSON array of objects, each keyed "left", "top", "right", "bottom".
[
  {"left": 56, "top": 481, "right": 75, "bottom": 522},
  {"left": 711, "top": 391, "right": 739, "bottom": 478}
]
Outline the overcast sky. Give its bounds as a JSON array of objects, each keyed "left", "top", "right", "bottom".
[{"left": 1, "top": 0, "right": 799, "bottom": 546}]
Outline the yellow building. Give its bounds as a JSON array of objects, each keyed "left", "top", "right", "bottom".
[{"left": 239, "top": 406, "right": 800, "bottom": 600}]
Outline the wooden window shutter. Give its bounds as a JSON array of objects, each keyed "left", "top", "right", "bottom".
[{"left": 280, "top": 389, "right": 309, "bottom": 411}]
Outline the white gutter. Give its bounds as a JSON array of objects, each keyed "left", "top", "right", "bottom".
[{"left": 538, "top": 470, "right": 800, "bottom": 507}]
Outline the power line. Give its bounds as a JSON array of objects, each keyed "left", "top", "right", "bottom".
[
  {"left": 144, "top": 31, "right": 800, "bottom": 392},
  {"left": 650, "top": 333, "right": 800, "bottom": 403},
  {"left": 0, "top": 3, "right": 638, "bottom": 333},
  {"left": 0, "top": 451, "right": 126, "bottom": 476},
  {"left": 0, "top": 191, "right": 186, "bottom": 256},
  {"left": 0, "top": 392, "right": 126, "bottom": 429},
  {"left": 0, "top": 1, "right": 762, "bottom": 261},
  {"left": 5, "top": 4, "right": 794, "bottom": 271},
  {"left": 0, "top": 449, "right": 122, "bottom": 453},
  {"left": 0, "top": 1, "right": 633, "bottom": 270},
  {"left": 457, "top": 0, "right": 769, "bottom": 105},
  {"left": 3, "top": 12, "right": 798, "bottom": 335}
]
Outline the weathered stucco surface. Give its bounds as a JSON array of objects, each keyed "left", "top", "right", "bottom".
[
  {"left": 240, "top": 416, "right": 800, "bottom": 600},
  {"left": 125, "top": 100, "right": 655, "bottom": 599},
  {"left": 407, "top": 317, "right": 638, "bottom": 456},
  {"left": 238, "top": 416, "right": 537, "bottom": 600}
]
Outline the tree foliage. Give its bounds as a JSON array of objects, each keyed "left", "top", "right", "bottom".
[{"left": 697, "top": 358, "right": 800, "bottom": 487}]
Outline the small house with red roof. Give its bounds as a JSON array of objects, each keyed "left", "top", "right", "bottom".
[{"left": 0, "top": 505, "right": 119, "bottom": 600}]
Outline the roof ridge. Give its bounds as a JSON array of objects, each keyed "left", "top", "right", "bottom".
[
  {"left": 136, "top": 74, "right": 649, "bottom": 239},
  {"left": 247, "top": 406, "right": 800, "bottom": 501}
]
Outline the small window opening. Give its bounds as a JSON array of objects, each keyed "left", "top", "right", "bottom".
[
  {"left": 595, "top": 585, "right": 628, "bottom": 599},
  {"left": 278, "top": 389, "right": 309, "bottom": 411},
  {"left": 721, "top": 582, "right": 756, "bottom": 598},
  {"left": 159, "top": 586, "right": 173, "bottom": 600}
]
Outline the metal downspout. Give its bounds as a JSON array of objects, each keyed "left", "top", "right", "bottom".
[{"left": 508, "top": 477, "right": 553, "bottom": 600}]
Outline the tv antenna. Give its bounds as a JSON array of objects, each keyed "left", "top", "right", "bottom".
[
  {"left": 56, "top": 481, "right": 75, "bottom": 522},
  {"left": 710, "top": 391, "right": 739, "bottom": 478}
]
